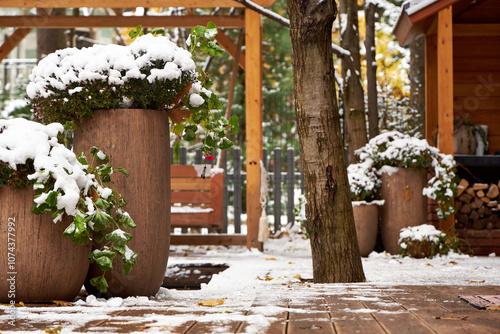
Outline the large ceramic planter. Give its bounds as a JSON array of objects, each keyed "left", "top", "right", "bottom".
[
  {"left": 352, "top": 201, "right": 382, "bottom": 257},
  {"left": 73, "top": 109, "right": 171, "bottom": 298},
  {"left": 380, "top": 167, "right": 427, "bottom": 254},
  {"left": 0, "top": 186, "right": 90, "bottom": 303}
]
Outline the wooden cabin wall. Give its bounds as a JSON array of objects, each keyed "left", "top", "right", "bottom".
[
  {"left": 453, "top": 33, "right": 500, "bottom": 154},
  {"left": 452, "top": 0, "right": 500, "bottom": 154}
]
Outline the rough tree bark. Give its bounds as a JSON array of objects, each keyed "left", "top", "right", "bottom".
[
  {"left": 409, "top": 35, "right": 425, "bottom": 138},
  {"left": 286, "top": 0, "right": 365, "bottom": 283},
  {"left": 36, "top": 8, "right": 67, "bottom": 61},
  {"left": 339, "top": 0, "right": 367, "bottom": 164},
  {"left": 364, "top": 0, "right": 378, "bottom": 139}
]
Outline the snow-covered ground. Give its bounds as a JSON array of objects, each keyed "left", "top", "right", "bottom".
[{"left": 1, "top": 227, "right": 499, "bottom": 333}]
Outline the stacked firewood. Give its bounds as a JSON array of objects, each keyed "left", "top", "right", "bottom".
[{"left": 455, "top": 179, "right": 500, "bottom": 230}]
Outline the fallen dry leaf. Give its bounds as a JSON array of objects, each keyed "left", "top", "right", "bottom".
[
  {"left": 434, "top": 316, "right": 468, "bottom": 321},
  {"left": 1, "top": 302, "right": 24, "bottom": 307},
  {"left": 449, "top": 261, "right": 458, "bottom": 265},
  {"left": 294, "top": 274, "right": 302, "bottom": 280},
  {"left": 425, "top": 263, "right": 433, "bottom": 267},
  {"left": 469, "top": 280, "right": 485, "bottom": 283},
  {"left": 487, "top": 305, "right": 500, "bottom": 310},
  {"left": 44, "top": 326, "right": 62, "bottom": 334},
  {"left": 50, "top": 300, "right": 73, "bottom": 307},
  {"left": 265, "top": 258, "right": 277, "bottom": 261},
  {"left": 197, "top": 298, "right": 226, "bottom": 307}
]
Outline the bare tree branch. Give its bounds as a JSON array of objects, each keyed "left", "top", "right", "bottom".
[
  {"left": 233, "top": 0, "right": 290, "bottom": 27},
  {"left": 233, "top": 0, "right": 353, "bottom": 64}
]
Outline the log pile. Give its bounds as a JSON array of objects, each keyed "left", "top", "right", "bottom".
[{"left": 455, "top": 179, "right": 500, "bottom": 230}]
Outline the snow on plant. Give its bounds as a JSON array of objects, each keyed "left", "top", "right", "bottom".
[
  {"left": 355, "top": 131, "right": 458, "bottom": 219},
  {"left": 398, "top": 224, "right": 462, "bottom": 259},
  {"left": 27, "top": 22, "right": 237, "bottom": 159},
  {"left": 347, "top": 158, "right": 380, "bottom": 202},
  {"left": 0, "top": 119, "right": 136, "bottom": 292},
  {"left": 294, "top": 189, "right": 308, "bottom": 237}
]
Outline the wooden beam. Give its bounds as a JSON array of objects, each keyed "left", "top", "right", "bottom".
[
  {"left": 0, "top": 28, "right": 33, "bottom": 63},
  {"left": 170, "top": 234, "right": 247, "bottom": 246},
  {"left": 0, "top": 15, "right": 245, "bottom": 28},
  {"left": 437, "top": 5, "right": 455, "bottom": 235},
  {"left": 244, "top": 8, "right": 263, "bottom": 251},
  {"left": 409, "top": 0, "right": 459, "bottom": 24},
  {"left": 215, "top": 30, "right": 246, "bottom": 70},
  {"left": 425, "top": 34, "right": 438, "bottom": 147},
  {"left": 454, "top": 23, "right": 500, "bottom": 37},
  {"left": 1, "top": 0, "right": 276, "bottom": 8}
]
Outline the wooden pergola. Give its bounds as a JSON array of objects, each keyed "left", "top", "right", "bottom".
[
  {"left": 393, "top": 0, "right": 500, "bottom": 233},
  {"left": 0, "top": 0, "right": 277, "bottom": 250}
]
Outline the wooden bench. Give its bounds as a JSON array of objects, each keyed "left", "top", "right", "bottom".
[{"left": 170, "top": 164, "right": 224, "bottom": 231}]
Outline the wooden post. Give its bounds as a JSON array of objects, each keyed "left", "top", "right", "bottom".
[
  {"left": 425, "top": 33, "right": 438, "bottom": 147},
  {"left": 245, "top": 8, "right": 263, "bottom": 250},
  {"left": 437, "top": 6, "right": 455, "bottom": 234}
]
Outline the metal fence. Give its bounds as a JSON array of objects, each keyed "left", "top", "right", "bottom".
[{"left": 171, "top": 146, "right": 304, "bottom": 234}]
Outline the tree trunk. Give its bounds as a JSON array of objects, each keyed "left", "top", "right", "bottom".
[
  {"left": 36, "top": 8, "right": 67, "bottom": 61},
  {"left": 409, "top": 35, "right": 425, "bottom": 138},
  {"left": 286, "top": 0, "right": 365, "bottom": 283},
  {"left": 340, "top": 0, "right": 367, "bottom": 164},
  {"left": 364, "top": 0, "right": 378, "bottom": 139}
]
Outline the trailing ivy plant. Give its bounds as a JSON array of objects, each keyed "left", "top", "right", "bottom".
[
  {"left": 33, "top": 148, "right": 136, "bottom": 292},
  {"left": 130, "top": 22, "right": 237, "bottom": 158},
  {"left": 27, "top": 22, "right": 237, "bottom": 160},
  {"left": 0, "top": 119, "right": 136, "bottom": 293}
]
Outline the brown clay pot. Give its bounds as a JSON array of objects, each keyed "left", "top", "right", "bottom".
[
  {"left": 352, "top": 202, "right": 379, "bottom": 257},
  {"left": 73, "top": 109, "right": 171, "bottom": 298},
  {"left": 380, "top": 168, "right": 427, "bottom": 254},
  {"left": 403, "top": 240, "right": 439, "bottom": 259},
  {"left": 0, "top": 186, "right": 90, "bottom": 303}
]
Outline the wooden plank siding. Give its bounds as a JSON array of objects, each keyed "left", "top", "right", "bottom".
[{"left": 453, "top": 33, "right": 500, "bottom": 154}]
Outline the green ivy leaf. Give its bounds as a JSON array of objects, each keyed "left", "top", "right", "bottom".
[
  {"left": 118, "top": 213, "right": 136, "bottom": 229},
  {"left": 229, "top": 116, "right": 239, "bottom": 134},
  {"left": 94, "top": 198, "right": 112, "bottom": 210},
  {"left": 129, "top": 25, "right": 143, "bottom": 39},
  {"left": 95, "top": 254, "right": 114, "bottom": 272},
  {"left": 123, "top": 263, "right": 133, "bottom": 275},
  {"left": 118, "top": 194, "right": 127, "bottom": 208},
  {"left": 106, "top": 229, "right": 133, "bottom": 246},
  {"left": 45, "top": 191, "right": 59, "bottom": 207},
  {"left": 90, "top": 276, "right": 109, "bottom": 292},
  {"left": 203, "top": 135, "right": 217, "bottom": 148},
  {"left": 93, "top": 230, "right": 106, "bottom": 244},
  {"left": 113, "top": 245, "right": 126, "bottom": 256},
  {"left": 218, "top": 137, "right": 234, "bottom": 150},
  {"left": 194, "top": 25, "right": 206, "bottom": 36},
  {"left": 207, "top": 41, "right": 224, "bottom": 57},
  {"left": 88, "top": 210, "right": 114, "bottom": 231},
  {"left": 183, "top": 127, "right": 196, "bottom": 142},
  {"left": 77, "top": 152, "right": 88, "bottom": 165},
  {"left": 118, "top": 167, "right": 129, "bottom": 177},
  {"left": 206, "top": 21, "right": 217, "bottom": 31}
]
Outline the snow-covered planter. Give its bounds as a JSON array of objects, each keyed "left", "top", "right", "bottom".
[
  {"left": 399, "top": 224, "right": 461, "bottom": 258},
  {"left": 27, "top": 23, "right": 236, "bottom": 158},
  {"left": 347, "top": 161, "right": 384, "bottom": 256},
  {"left": 0, "top": 119, "right": 136, "bottom": 301},
  {"left": 356, "top": 131, "right": 458, "bottom": 220}
]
